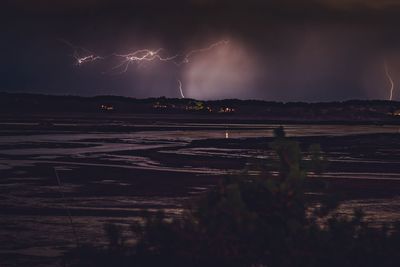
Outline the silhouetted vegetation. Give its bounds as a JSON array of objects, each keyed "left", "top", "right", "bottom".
[
  {"left": 2, "top": 92, "right": 400, "bottom": 123},
  {"left": 64, "top": 128, "right": 400, "bottom": 267}
]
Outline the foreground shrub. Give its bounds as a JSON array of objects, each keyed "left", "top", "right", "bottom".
[{"left": 64, "top": 128, "right": 400, "bottom": 267}]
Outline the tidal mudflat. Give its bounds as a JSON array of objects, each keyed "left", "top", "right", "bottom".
[{"left": 1, "top": 115, "right": 400, "bottom": 266}]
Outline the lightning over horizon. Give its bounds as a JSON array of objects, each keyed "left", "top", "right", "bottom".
[
  {"left": 7, "top": 0, "right": 400, "bottom": 101},
  {"left": 175, "top": 40, "right": 229, "bottom": 66},
  {"left": 59, "top": 39, "right": 103, "bottom": 66},
  {"left": 384, "top": 61, "right": 395, "bottom": 101},
  {"left": 109, "top": 48, "right": 179, "bottom": 74},
  {"left": 108, "top": 40, "right": 229, "bottom": 73},
  {"left": 61, "top": 39, "right": 230, "bottom": 97},
  {"left": 177, "top": 79, "right": 185, "bottom": 98}
]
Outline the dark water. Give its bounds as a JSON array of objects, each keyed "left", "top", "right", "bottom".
[{"left": 1, "top": 121, "right": 400, "bottom": 266}]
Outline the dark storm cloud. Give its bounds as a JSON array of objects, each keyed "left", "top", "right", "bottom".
[{"left": 2, "top": 0, "right": 400, "bottom": 100}]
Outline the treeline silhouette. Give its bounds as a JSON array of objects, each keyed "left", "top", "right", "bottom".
[
  {"left": 2, "top": 92, "right": 400, "bottom": 122},
  {"left": 64, "top": 128, "right": 400, "bottom": 267}
]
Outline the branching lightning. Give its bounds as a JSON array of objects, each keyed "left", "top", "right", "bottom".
[
  {"left": 74, "top": 54, "right": 102, "bottom": 66},
  {"left": 110, "top": 48, "right": 179, "bottom": 74},
  {"left": 109, "top": 40, "right": 229, "bottom": 73},
  {"left": 61, "top": 39, "right": 229, "bottom": 97},
  {"left": 176, "top": 40, "right": 229, "bottom": 66},
  {"left": 59, "top": 39, "right": 103, "bottom": 66},
  {"left": 109, "top": 40, "right": 229, "bottom": 96},
  {"left": 384, "top": 61, "right": 395, "bottom": 101}
]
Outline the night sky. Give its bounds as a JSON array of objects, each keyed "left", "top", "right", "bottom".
[{"left": 2, "top": 0, "right": 400, "bottom": 101}]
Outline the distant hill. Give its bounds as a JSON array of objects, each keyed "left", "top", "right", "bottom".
[{"left": 1, "top": 92, "right": 400, "bottom": 123}]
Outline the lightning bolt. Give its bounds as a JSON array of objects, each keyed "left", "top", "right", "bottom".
[
  {"left": 74, "top": 54, "right": 102, "bottom": 66},
  {"left": 59, "top": 39, "right": 103, "bottom": 66},
  {"left": 105, "top": 40, "right": 229, "bottom": 96},
  {"left": 177, "top": 79, "right": 185, "bottom": 98},
  {"left": 384, "top": 61, "right": 395, "bottom": 101},
  {"left": 61, "top": 39, "right": 229, "bottom": 97},
  {"left": 176, "top": 40, "right": 229, "bottom": 66},
  {"left": 110, "top": 48, "right": 179, "bottom": 74},
  {"left": 109, "top": 40, "right": 229, "bottom": 73}
]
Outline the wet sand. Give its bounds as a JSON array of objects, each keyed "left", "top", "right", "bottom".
[{"left": 1, "top": 115, "right": 400, "bottom": 266}]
